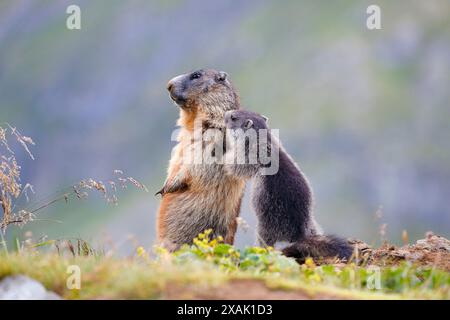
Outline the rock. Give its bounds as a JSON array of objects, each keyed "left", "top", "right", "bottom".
[
  {"left": 0, "top": 275, "right": 62, "bottom": 300},
  {"left": 415, "top": 232, "right": 450, "bottom": 251},
  {"left": 404, "top": 251, "right": 425, "bottom": 261},
  {"left": 391, "top": 249, "right": 408, "bottom": 258},
  {"left": 348, "top": 238, "right": 371, "bottom": 252}
]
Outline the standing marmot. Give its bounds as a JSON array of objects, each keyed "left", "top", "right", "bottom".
[
  {"left": 156, "top": 69, "right": 246, "bottom": 251},
  {"left": 224, "top": 110, "right": 353, "bottom": 262}
]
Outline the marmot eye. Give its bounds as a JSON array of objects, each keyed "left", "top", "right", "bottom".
[
  {"left": 190, "top": 72, "right": 201, "bottom": 80},
  {"left": 230, "top": 114, "right": 237, "bottom": 121}
]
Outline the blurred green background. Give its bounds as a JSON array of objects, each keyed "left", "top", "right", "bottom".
[{"left": 1, "top": 0, "right": 449, "bottom": 253}]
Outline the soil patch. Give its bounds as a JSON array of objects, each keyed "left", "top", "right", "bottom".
[{"left": 163, "top": 279, "right": 344, "bottom": 300}]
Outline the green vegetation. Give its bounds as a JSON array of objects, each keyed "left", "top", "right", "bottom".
[{"left": 1, "top": 230, "right": 448, "bottom": 300}]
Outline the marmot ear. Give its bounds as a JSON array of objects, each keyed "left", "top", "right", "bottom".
[
  {"left": 217, "top": 71, "right": 228, "bottom": 82},
  {"left": 244, "top": 119, "right": 253, "bottom": 129},
  {"left": 262, "top": 115, "right": 269, "bottom": 123}
]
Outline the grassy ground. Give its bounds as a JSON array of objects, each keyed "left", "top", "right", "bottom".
[{"left": 0, "top": 231, "right": 449, "bottom": 300}]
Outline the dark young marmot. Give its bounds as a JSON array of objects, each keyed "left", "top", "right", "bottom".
[
  {"left": 156, "top": 69, "right": 246, "bottom": 251},
  {"left": 224, "top": 110, "right": 353, "bottom": 262}
]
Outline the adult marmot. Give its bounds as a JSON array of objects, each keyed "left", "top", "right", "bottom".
[
  {"left": 224, "top": 110, "right": 353, "bottom": 262},
  {"left": 156, "top": 69, "right": 246, "bottom": 251}
]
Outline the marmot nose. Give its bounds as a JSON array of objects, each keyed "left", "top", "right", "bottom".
[
  {"left": 167, "top": 81, "right": 174, "bottom": 92},
  {"left": 167, "top": 74, "right": 184, "bottom": 92}
]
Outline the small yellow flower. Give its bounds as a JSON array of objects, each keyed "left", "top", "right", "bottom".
[
  {"left": 310, "top": 273, "right": 321, "bottom": 282},
  {"left": 155, "top": 246, "right": 168, "bottom": 255},
  {"left": 304, "top": 257, "right": 316, "bottom": 268},
  {"left": 136, "top": 246, "right": 146, "bottom": 257},
  {"left": 253, "top": 247, "right": 267, "bottom": 254}
]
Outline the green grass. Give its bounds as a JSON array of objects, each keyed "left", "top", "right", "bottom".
[{"left": 0, "top": 230, "right": 449, "bottom": 300}]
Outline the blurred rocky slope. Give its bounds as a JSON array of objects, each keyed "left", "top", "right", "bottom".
[{"left": 0, "top": 0, "right": 449, "bottom": 251}]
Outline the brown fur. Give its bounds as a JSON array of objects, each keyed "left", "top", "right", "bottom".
[{"left": 157, "top": 69, "right": 245, "bottom": 251}]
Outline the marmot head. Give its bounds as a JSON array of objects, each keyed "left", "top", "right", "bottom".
[
  {"left": 224, "top": 110, "right": 272, "bottom": 175},
  {"left": 167, "top": 69, "right": 240, "bottom": 118},
  {"left": 224, "top": 110, "right": 269, "bottom": 132}
]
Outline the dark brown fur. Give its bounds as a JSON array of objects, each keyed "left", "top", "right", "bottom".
[{"left": 224, "top": 110, "right": 353, "bottom": 262}]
